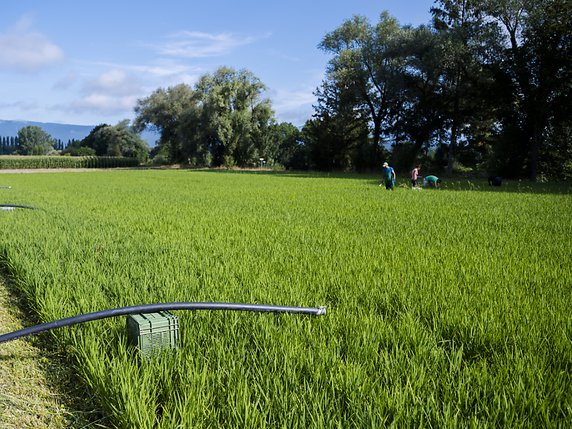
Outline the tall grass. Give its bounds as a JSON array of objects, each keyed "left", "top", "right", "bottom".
[{"left": 0, "top": 171, "right": 570, "bottom": 428}]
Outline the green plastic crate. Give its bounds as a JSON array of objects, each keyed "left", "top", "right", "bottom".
[{"left": 126, "top": 311, "right": 179, "bottom": 355}]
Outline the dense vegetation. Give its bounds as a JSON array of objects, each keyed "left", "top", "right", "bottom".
[
  {"left": 0, "top": 170, "right": 570, "bottom": 428},
  {"left": 133, "top": 0, "right": 571, "bottom": 180},
  {"left": 1, "top": 1, "right": 569, "bottom": 180},
  {"left": 0, "top": 155, "right": 139, "bottom": 169},
  {"left": 0, "top": 122, "right": 148, "bottom": 163}
]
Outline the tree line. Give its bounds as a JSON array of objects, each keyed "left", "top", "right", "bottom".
[
  {"left": 0, "top": 121, "right": 149, "bottom": 162},
  {"left": 3, "top": 1, "right": 569, "bottom": 180},
  {"left": 134, "top": 0, "right": 570, "bottom": 180},
  {"left": 308, "top": 0, "right": 571, "bottom": 180},
  {"left": 0, "top": 134, "right": 67, "bottom": 155}
]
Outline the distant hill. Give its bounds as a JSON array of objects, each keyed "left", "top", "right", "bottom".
[{"left": 0, "top": 119, "right": 159, "bottom": 146}]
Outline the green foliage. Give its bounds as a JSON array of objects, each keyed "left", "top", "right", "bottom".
[
  {"left": 134, "top": 84, "right": 196, "bottom": 163},
  {"left": 16, "top": 126, "right": 56, "bottom": 155},
  {"left": 0, "top": 136, "right": 18, "bottom": 155},
  {"left": 301, "top": 115, "right": 373, "bottom": 171},
  {"left": 270, "top": 122, "right": 308, "bottom": 170},
  {"left": 311, "top": 1, "right": 571, "bottom": 179},
  {"left": 391, "top": 26, "right": 445, "bottom": 170},
  {"left": 75, "top": 121, "right": 149, "bottom": 162},
  {"left": 318, "top": 12, "right": 405, "bottom": 153},
  {"left": 0, "top": 171, "right": 570, "bottom": 428},
  {"left": 0, "top": 156, "right": 139, "bottom": 169},
  {"left": 64, "top": 139, "right": 97, "bottom": 156},
  {"left": 181, "top": 67, "right": 275, "bottom": 167},
  {"left": 135, "top": 68, "right": 275, "bottom": 167}
]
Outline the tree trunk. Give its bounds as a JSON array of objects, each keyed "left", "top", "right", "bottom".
[
  {"left": 529, "top": 121, "right": 540, "bottom": 182},
  {"left": 372, "top": 116, "right": 383, "bottom": 159},
  {"left": 447, "top": 121, "right": 458, "bottom": 175},
  {"left": 447, "top": 71, "right": 462, "bottom": 175}
]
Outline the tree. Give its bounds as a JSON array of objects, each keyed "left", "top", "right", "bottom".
[
  {"left": 483, "top": 0, "right": 572, "bottom": 180},
  {"left": 133, "top": 84, "right": 196, "bottom": 163},
  {"left": 77, "top": 121, "right": 149, "bottom": 162},
  {"left": 63, "top": 140, "right": 96, "bottom": 156},
  {"left": 181, "top": 67, "right": 275, "bottom": 167},
  {"left": 16, "top": 126, "right": 55, "bottom": 155},
  {"left": 319, "top": 12, "right": 408, "bottom": 157},
  {"left": 430, "top": 0, "right": 499, "bottom": 174},
  {"left": 271, "top": 122, "right": 308, "bottom": 170},
  {"left": 390, "top": 25, "right": 446, "bottom": 170},
  {"left": 134, "top": 69, "right": 275, "bottom": 167},
  {"left": 309, "top": 76, "right": 373, "bottom": 171}
]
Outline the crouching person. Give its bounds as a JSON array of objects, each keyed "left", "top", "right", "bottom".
[{"left": 423, "top": 175, "right": 442, "bottom": 188}]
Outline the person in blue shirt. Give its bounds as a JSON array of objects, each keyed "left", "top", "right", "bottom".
[{"left": 381, "top": 162, "right": 396, "bottom": 190}]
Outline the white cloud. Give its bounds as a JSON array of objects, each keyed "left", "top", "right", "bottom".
[
  {"left": 60, "top": 68, "right": 145, "bottom": 116},
  {"left": 78, "top": 60, "right": 203, "bottom": 88},
  {"left": 0, "top": 100, "right": 39, "bottom": 111},
  {"left": 85, "top": 69, "right": 141, "bottom": 96},
  {"left": 0, "top": 17, "right": 63, "bottom": 71},
  {"left": 272, "top": 89, "right": 316, "bottom": 111},
  {"left": 269, "top": 88, "right": 317, "bottom": 126},
  {"left": 155, "top": 31, "right": 258, "bottom": 58},
  {"left": 72, "top": 93, "right": 139, "bottom": 112}
]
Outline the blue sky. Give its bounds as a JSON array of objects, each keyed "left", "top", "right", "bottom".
[{"left": 0, "top": 0, "right": 435, "bottom": 127}]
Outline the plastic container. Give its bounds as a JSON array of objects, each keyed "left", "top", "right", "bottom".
[{"left": 126, "top": 311, "right": 179, "bottom": 355}]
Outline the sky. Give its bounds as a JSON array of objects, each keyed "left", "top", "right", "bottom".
[{"left": 0, "top": 0, "right": 435, "bottom": 128}]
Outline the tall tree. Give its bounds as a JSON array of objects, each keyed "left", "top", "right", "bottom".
[
  {"left": 134, "top": 68, "right": 275, "bottom": 167},
  {"left": 16, "top": 126, "right": 55, "bottom": 155},
  {"left": 484, "top": 0, "right": 572, "bottom": 180},
  {"left": 79, "top": 121, "right": 149, "bottom": 162},
  {"left": 310, "top": 76, "right": 372, "bottom": 170},
  {"left": 391, "top": 25, "right": 446, "bottom": 169},
  {"left": 431, "top": 0, "right": 496, "bottom": 174},
  {"left": 270, "top": 122, "right": 307, "bottom": 170},
  {"left": 133, "top": 84, "right": 196, "bottom": 163},
  {"left": 319, "top": 12, "right": 407, "bottom": 157},
  {"left": 178, "top": 67, "right": 275, "bottom": 167}
]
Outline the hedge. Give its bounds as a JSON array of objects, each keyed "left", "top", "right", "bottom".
[{"left": 0, "top": 156, "right": 139, "bottom": 170}]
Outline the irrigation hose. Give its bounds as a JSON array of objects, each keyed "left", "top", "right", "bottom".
[{"left": 0, "top": 302, "right": 327, "bottom": 344}]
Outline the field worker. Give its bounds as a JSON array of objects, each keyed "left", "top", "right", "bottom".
[
  {"left": 411, "top": 165, "right": 421, "bottom": 188},
  {"left": 381, "top": 162, "right": 396, "bottom": 190},
  {"left": 423, "top": 175, "right": 442, "bottom": 188}
]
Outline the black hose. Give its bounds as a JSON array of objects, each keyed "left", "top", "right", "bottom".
[{"left": 0, "top": 302, "right": 326, "bottom": 344}]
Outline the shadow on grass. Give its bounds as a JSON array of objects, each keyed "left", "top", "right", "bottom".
[
  {"left": 184, "top": 169, "right": 572, "bottom": 195},
  {"left": 0, "top": 266, "right": 109, "bottom": 428},
  {"left": 438, "top": 179, "right": 572, "bottom": 195}
]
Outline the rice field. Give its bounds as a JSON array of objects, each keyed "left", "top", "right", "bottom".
[{"left": 0, "top": 170, "right": 570, "bottom": 428}]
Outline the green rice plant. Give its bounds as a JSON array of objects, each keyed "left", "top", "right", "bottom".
[{"left": 0, "top": 171, "right": 570, "bottom": 428}]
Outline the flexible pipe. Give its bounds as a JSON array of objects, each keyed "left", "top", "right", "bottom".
[{"left": 0, "top": 302, "right": 326, "bottom": 344}]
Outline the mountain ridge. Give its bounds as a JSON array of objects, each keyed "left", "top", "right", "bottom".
[{"left": 0, "top": 119, "right": 158, "bottom": 146}]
